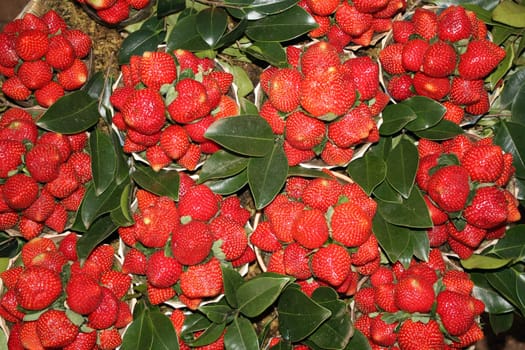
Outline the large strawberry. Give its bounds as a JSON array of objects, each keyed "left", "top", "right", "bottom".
[
  {"left": 463, "top": 186, "right": 508, "bottom": 229},
  {"left": 285, "top": 111, "right": 326, "bottom": 150},
  {"left": 291, "top": 208, "right": 329, "bottom": 249},
  {"left": 121, "top": 88, "right": 166, "bottom": 135},
  {"left": 394, "top": 274, "right": 435, "bottom": 313},
  {"left": 146, "top": 250, "right": 183, "bottom": 288},
  {"left": 427, "top": 165, "right": 470, "bottom": 213},
  {"left": 331, "top": 201, "right": 372, "bottom": 247},
  {"left": 65, "top": 273, "right": 103, "bottom": 315},
  {"left": 179, "top": 257, "right": 223, "bottom": 299},
  {"left": 15, "top": 266, "right": 63, "bottom": 310},
  {"left": 172, "top": 220, "right": 214, "bottom": 266},
  {"left": 36, "top": 309, "right": 79, "bottom": 348},
  {"left": 458, "top": 39, "right": 506, "bottom": 80},
  {"left": 436, "top": 290, "right": 477, "bottom": 336},
  {"left": 310, "top": 243, "right": 351, "bottom": 287},
  {"left": 397, "top": 319, "right": 445, "bottom": 350},
  {"left": 268, "top": 67, "right": 302, "bottom": 113}
]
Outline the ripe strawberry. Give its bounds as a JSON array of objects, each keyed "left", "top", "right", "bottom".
[
  {"left": 424, "top": 195, "right": 448, "bottom": 225},
  {"left": 15, "top": 266, "right": 62, "bottom": 310},
  {"left": 310, "top": 243, "right": 351, "bottom": 287},
  {"left": 100, "top": 270, "right": 131, "bottom": 299},
  {"left": 458, "top": 39, "right": 506, "bottom": 80},
  {"left": 57, "top": 58, "right": 89, "bottom": 90},
  {"left": 0, "top": 32, "right": 19, "bottom": 68},
  {"left": 114, "top": 300, "right": 133, "bottom": 328},
  {"left": 438, "top": 5, "right": 473, "bottom": 42},
  {"left": 331, "top": 201, "right": 372, "bottom": 247},
  {"left": 412, "top": 72, "right": 451, "bottom": 101},
  {"left": 122, "top": 88, "right": 165, "bottom": 135},
  {"left": 65, "top": 131, "right": 88, "bottom": 152},
  {"left": 461, "top": 143, "right": 504, "bottom": 182},
  {"left": 35, "top": 81, "right": 65, "bottom": 107},
  {"left": 450, "top": 77, "right": 484, "bottom": 106},
  {"left": 38, "top": 131, "right": 72, "bottom": 161},
  {"left": 464, "top": 89, "right": 490, "bottom": 115},
  {"left": 44, "top": 164, "right": 80, "bottom": 199},
  {"left": 397, "top": 319, "right": 445, "bottom": 350},
  {"left": 401, "top": 38, "right": 429, "bottom": 72},
  {"left": 299, "top": 41, "right": 341, "bottom": 74},
  {"left": 159, "top": 124, "right": 190, "bottom": 160},
  {"left": 351, "top": 233, "right": 380, "bottom": 266},
  {"left": 249, "top": 221, "right": 282, "bottom": 252},
  {"left": 146, "top": 250, "right": 183, "bottom": 288},
  {"left": 320, "top": 141, "right": 355, "bottom": 166},
  {"left": 210, "top": 215, "right": 249, "bottom": 261},
  {"left": 99, "top": 328, "right": 122, "bottom": 350},
  {"left": 422, "top": 41, "right": 457, "bottom": 78},
  {"left": 305, "top": 0, "right": 340, "bottom": 16},
  {"left": 144, "top": 145, "right": 170, "bottom": 171},
  {"left": 63, "top": 331, "right": 98, "bottom": 350},
  {"left": 45, "top": 34, "right": 76, "bottom": 70},
  {"left": 140, "top": 51, "right": 177, "bottom": 90},
  {"left": 0, "top": 116, "right": 38, "bottom": 144},
  {"left": 379, "top": 43, "right": 405, "bottom": 75},
  {"left": 326, "top": 23, "right": 352, "bottom": 51},
  {"left": 283, "top": 242, "right": 312, "bottom": 280},
  {"left": 17, "top": 60, "right": 53, "bottom": 91},
  {"left": 412, "top": 7, "right": 438, "bottom": 40},
  {"left": 441, "top": 101, "right": 464, "bottom": 125},
  {"left": 353, "top": 314, "right": 372, "bottom": 338},
  {"left": 0, "top": 289, "right": 25, "bottom": 322},
  {"left": 370, "top": 315, "right": 398, "bottom": 347},
  {"left": 36, "top": 309, "right": 79, "bottom": 348},
  {"left": 335, "top": 2, "right": 373, "bottom": 37},
  {"left": 97, "top": 0, "right": 131, "bottom": 25},
  {"left": 466, "top": 10, "right": 488, "bottom": 40},
  {"left": 291, "top": 208, "right": 329, "bottom": 249},
  {"left": 87, "top": 287, "right": 119, "bottom": 329},
  {"left": 147, "top": 282, "right": 176, "bottom": 305},
  {"left": 83, "top": 244, "right": 115, "bottom": 278},
  {"left": 328, "top": 103, "right": 375, "bottom": 148},
  {"left": 436, "top": 290, "right": 477, "bottom": 336},
  {"left": 342, "top": 56, "right": 379, "bottom": 101},
  {"left": 387, "top": 73, "right": 414, "bottom": 101},
  {"left": 2, "top": 76, "right": 32, "bottom": 101},
  {"left": 61, "top": 186, "right": 85, "bottom": 211},
  {"left": 3, "top": 173, "right": 39, "bottom": 210},
  {"left": 172, "top": 220, "right": 213, "bottom": 265},
  {"left": 266, "top": 198, "right": 305, "bottom": 243},
  {"left": 427, "top": 165, "right": 470, "bottom": 212},
  {"left": 15, "top": 29, "right": 49, "bottom": 61},
  {"left": 41, "top": 10, "right": 67, "bottom": 34},
  {"left": 62, "top": 29, "right": 92, "bottom": 59},
  {"left": 417, "top": 138, "right": 442, "bottom": 158},
  {"left": 451, "top": 323, "right": 484, "bottom": 348},
  {"left": 22, "top": 190, "right": 55, "bottom": 223},
  {"left": 353, "top": 0, "right": 388, "bottom": 13},
  {"left": 67, "top": 151, "right": 92, "bottom": 184},
  {"left": 179, "top": 257, "right": 223, "bottom": 299},
  {"left": 135, "top": 202, "right": 178, "bottom": 248},
  {"left": 178, "top": 184, "right": 219, "bottom": 221},
  {"left": 122, "top": 248, "right": 147, "bottom": 275},
  {"left": 268, "top": 68, "right": 302, "bottom": 113},
  {"left": 206, "top": 71, "right": 234, "bottom": 94},
  {"left": 285, "top": 111, "right": 326, "bottom": 150},
  {"left": 212, "top": 94, "right": 239, "bottom": 119},
  {"left": 177, "top": 143, "right": 202, "bottom": 170},
  {"left": 463, "top": 186, "right": 508, "bottom": 229},
  {"left": 442, "top": 270, "right": 474, "bottom": 295},
  {"left": 394, "top": 274, "right": 435, "bottom": 313},
  {"left": 392, "top": 20, "right": 415, "bottom": 43},
  {"left": 283, "top": 140, "right": 316, "bottom": 166},
  {"left": 220, "top": 195, "right": 251, "bottom": 225},
  {"left": 57, "top": 232, "right": 78, "bottom": 261},
  {"left": 20, "top": 321, "right": 45, "bottom": 350},
  {"left": 65, "top": 273, "right": 103, "bottom": 315},
  {"left": 0, "top": 265, "right": 23, "bottom": 290},
  {"left": 126, "top": 128, "right": 161, "bottom": 148}
]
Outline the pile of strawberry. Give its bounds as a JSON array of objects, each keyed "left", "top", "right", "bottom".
[
  {"left": 259, "top": 41, "right": 388, "bottom": 167},
  {"left": 118, "top": 174, "right": 255, "bottom": 309},
  {"left": 380, "top": 5, "right": 506, "bottom": 122},
  {"left": 0, "top": 107, "right": 92, "bottom": 239},
  {"left": 0, "top": 10, "right": 92, "bottom": 108},
  {"left": 417, "top": 134, "right": 521, "bottom": 259},
  {"left": 111, "top": 49, "right": 239, "bottom": 171},
  {"left": 353, "top": 254, "right": 486, "bottom": 349},
  {"left": 0, "top": 235, "right": 133, "bottom": 349},
  {"left": 75, "top": 0, "right": 152, "bottom": 26},
  {"left": 250, "top": 171, "right": 380, "bottom": 292},
  {"left": 299, "top": 0, "right": 406, "bottom": 51}
]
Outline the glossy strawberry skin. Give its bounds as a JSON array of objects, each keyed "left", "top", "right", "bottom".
[
  {"left": 427, "top": 165, "right": 470, "bottom": 213},
  {"left": 310, "top": 243, "right": 351, "bottom": 287}
]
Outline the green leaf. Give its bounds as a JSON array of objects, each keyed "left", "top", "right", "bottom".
[
  {"left": 245, "top": 6, "right": 317, "bottom": 42},
  {"left": 196, "top": 8, "right": 228, "bottom": 48},
  {"left": 222, "top": 266, "right": 245, "bottom": 308},
  {"left": 471, "top": 272, "right": 514, "bottom": 314},
  {"left": 185, "top": 322, "right": 226, "bottom": 347},
  {"left": 412, "top": 119, "right": 464, "bottom": 140},
  {"left": 244, "top": 41, "right": 287, "bottom": 67},
  {"left": 373, "top": 181, "right": 402, "bottom": 203},
  {"left": 376, "top": 187, "right": 433, "bottom": 229},
  {"left": 228, "top": 64, "right": 255, "bottom": 98},
  {"left": 492, "top": 225, "right": 525, "bottom": 261},
  {"left": 237, "top": 273, "right": 293, "bottom": 318},
  {"left": 403, "top": 96, "right": 446, "bottom": 132},
  {"left": 461, "top": 255, "right": 513, "bottom": 270},
  {"left": 36, "top": 90, "right": 99, "bottom": 134},
  {"left": 121, "top": 308, "right": 179, "bottom": 350},
  {"left": 488, "top": 44, "right": 515, "bottom": 91},
  {"left": 225, "top": 316, "right": 260, "bottom": 350},
  {"left": 373, "top": 214, "right": 414, "bottom": 266},
  {"left": 205, "top": 170, "right": 248, "bottom": 195},
  {"left": 485, "top": 267, "right": 525, "bottom": 316},
  {"left": 246, "top": 0, "right": 298, "bottom": 15},
  {"left": 346, "top": 153, "right": 386, "bottom": 196},
  {"left": 511, "top": 82, "right": 525, "bottom": 126},
  {"left": 131, "top": 164, "right": 180, "bottom": 200},
  {"left": 460, "top": 1, "right": 500, "bottom": 12},
  {"left": 198, "top": 150, "right": 249, "bottom": 183},
  {"left": 379, "top": 103, "right": 417, "bottom": 135},
  {"left": 239, "top": 97, "right": 259, "bottom": 115},
  {"left": 386, "top": 138, "right": 418, "bottom": 198},
  {"left": 343, "top": 329, "right": 371, "bottom": 350},
  {"left": 83, "top": 71, "right": 106, "bottom": 100},
  {"left": 118, "top": 29, "right": 166, "bottom": 65},
  {"left": 501, "top": 67, "right": 525, "bottom": 110},
  {"left": 0, "top": 234, "right": 21, "bottom": 259},
  {"left": 493, "top": 120, "right": 525, "bottom": 179},
  {"left": 491, "top": 25, "right": 515, "bottom": 46},
  {"left": 493, "top": 0, "right": 525, "bottom": 27},
  {"left": 278, "top": 287, "right": 331, "bottom": 343},
  {"left": 76, "top": 214, "right": 118, "bottom": 262},
  {"left": 90, "top": 129, "right": 117, "bottom": 195},
  {"left": 157, "top": 0, "right": 185, "bottom": 18},
  {"left": 489, "top": 312, "right": 514, "bottom": 335},
  {"left": 205, "top": 115, "right": 275, "bottom": 156},
  {"left": 166, "top": 14, "right": 211, "bottom": 52},
  {"left": 215, "top": 19, "right": 248, "bottom": 49},
  {"left": 199, "top": 300, "right": 234, "bottom": 324},
  {"left": 247, "top": 143, "right": 288, "bottom": 209}
]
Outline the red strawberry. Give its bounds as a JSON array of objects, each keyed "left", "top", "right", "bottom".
[
  {"left": 177, "top": 143, "right": 202, "bottom": 170},
  {"left": 159, "top": 124, "right": 190, "bottom": 160},
  {"left": 220, "top": 195, "right": 251, "bottom": 226},
  {"left": 38, "top": 132, "right": 72, "bottom": 161},
  {"left": 0, "top": 266, "right": 24, "bottom": 290},
  {"left": 464, "top": 89, "right": 490, "bottom": 115},
  {"left": 458, "top": 39, "right": 506, "bottom": 80},
  {"left": 412, "top": 7, "right": 438, "bottom": 40},
  {"left": 0, "top": 118, "right": 38, "bottom": 145},
  {"left": 292, "top": 208, "right": 329, "bottom": 249},
  {"left": 57, "top": 232, "right": 78, "bottom": 261},
  {"left": 397, "top": 319, "right": 445, "bottom": 350},
  {"left": 353, "top": 0, "right": 389, "bottom": 13},
  {"left": 136, "top": 202, "right": 178, "bottom": 248},
  {"left": 285, "top": 111, "right": 326, "bottom": 150},
  {"left": 427, "top": 165, "right": 470, "bottom": 212},
  {"left": 147, "top": 282, "right": 176, "bottom": 305},
  {"left": 212, "top": 94, "right": 239, "bottom": 119},
  {"left": 45, "top": 34, "right": 76, "bottom": 70},
  {"left": 351, "top": 233, "right": 380, "bottom": 266},
  {"left": 20, "top": 321, "right": 44, "bottom": 350},
  {"left": 114, "top": 300, "right": 133, "bottom": 328},
  {"left": 22, "top": 189, "right": 55, "bottom": 223},
  {"left": 3, "top": 173, "right": 39, "bottom": 210},
  {"left": 283, "top": 140, "right": 316, "bottom": 166},
  {"left": 331, "top": 201, "right": 372, "bottom": 247},
  {"left": 122, "top": 248, "right": 147, "bottom": 275},
  {"left": 438, "top": 5, "right": 473, "bottom": 42},
  {"left": 305, "top": 0, "right": 340, "bottom": 16},
  {"left": 209, "top": 215, "right": 249, "bottom": 261},
  {"left": 140, "top": 51, "right": 177, "bottom": 90},
  {"left": 451, "top": 323, "right": 484, "bottom": 348},
  {"left": 122, "top": 88, "right": 166, "bottom": 135},
  {"left": 87, "top": 287, "right": 119, "bottom": 329},
  {"left": 373, "top": 282, "right": 398, "bottom": 312},
  {"left": 442, "top": 270, "right": 474, "bottom": 295},
  {"left": 146, "top": 250, "right": 183, "bottom": 288},
  {"left": 67, "top": 151, "right": 92, "bottom": 184},
  {"left": 36, "top": 309, "right": 79, "bottom": 348},
  {"left": 41, "top": 10, "right": 67, "bottom": 34},
  {"left": 268, "top": 67, "right": 302, "bottom": 113},
  {"left": 328, "top": 103, "right": 375, "bottom": 148},
  {"left": 370, "top": 315, "right": 398, "bottom": 347},
  {"left": 15, "top": 29, "right": 49, "bottom": 61},
  {"left": 178, "top": 184, "right": 219, "bottom": 221},
  {"left": 206, "top": 71, "right": 234, "bottom": 94},
  {"left": 61, "top": 186, "right": 86, "bottom": 211},
  {"left": 99, "top": 328, "right": 122, "bottom": 350},
  {"left": 320, "top": 141, "right": 355, "bottom": 166},
  {"left": 379, "top": 43, "right": 405, "bottom": 75},
  {"left": 266, "top": 197, "right": 306, "bottom": 243},
  {"left": 83, "top": 244, "right": 115, "bottom": 278},
  {"left": 417, "top": 138, "right": 442, "bottom": 158},
  {"left": 299, "top": 41, "right": 341, "bottom": 74},
  {"left": 62, "top": 29, "right": 92, "bottom": 59},
  {"left": 354, "top": 286, "right": 377, "bottom": 314},
  {"left": 461, "top": 143, "right": 504, "bottom": 182},
  {"left": 436, "top": 290, "right": 477, "bottom": 336},
  {"left": 422, "top": 41, "right": 457, "bottom": 78},
  {"left": 96, "top": 0, "right": 130, "bottom": 25},
  {"left": 249, "top": 221, "right": 282, "bottom": 252},
  {"left": 387, "top": 73, "right": 414, "bottom": 101},
  {"left": 0, "top": 289, "right": 25, "bottom": 321},
  {"left": 42, "top": 202, "right": 68, "bottom": 232},
  {"left": 44, "top": 163, "right": 80, "bottom": 199},
  {"left": 179, "top": 257, "right": 223, "bottom": 299},
  {"left": 100, "top": 270, "right": 131, "bottom": 299},
  {"left": 450, "top": 77, "right": 484, "bottom": 106},
  {"left": 63, "top": 331, "right": 97, "bottom": 350},
  {"left": 145, "top": 145, "right": 171, "bottom": 171},
  {"left": 66, "top": 131, "right": 88, "bottom": 151},
  {"left": 283, "top": 242, "right": 312, "bottom": 280},
  {"left": 394, "top": 274, "right": 435, "bottom": 313},
  {"left": 335, "top": 2, "right": 373, "bottom": 37},
  {"left": 172, "top": 220, "right": 214, "bottom": 265},
  {"left": 15, "top": 266, "right": 62, "bottom": 310},
  {"left": 401, "top": 38, "right": 429, "bottom": 72},
  {"left": 412, "top": 72, "right": 451, "bottom": 101},
  {"left": 35, "top": 81, "right": 65, "bottom": 107},
  {"left": 442, "top": 101, "right": 465, "bottom": 124},
  {"left": 57, "top": 58, "right": 89, "bottom": 90},
  {"left": 466, "top": 10, "right": 488, "bottom": 40},
  {"left": 2, "top": 76, "right": 32, "bottom": 101},
  {"left": 17, "top": 60, "right": 53, "bottom": 91},
  {"left": 326, "top": 23, "right": 352, "bottom": 51},
  {"left": 342, "top": 56, "right": 379, "bottom": 101},
  {"left": 310, "top": 243, "right": 351, "bottom": 287},
  {"left": 463, "top": 186, "right": 508, "bottom": 229},
  {"left": 0, "top": 32, "right": 19, "bottom": 68},
  {"left": 392, "top": 20, "right": 415, "bottom": 43},
  {"left": 424, "top": 195, "right": 448, "bottom": 225}
]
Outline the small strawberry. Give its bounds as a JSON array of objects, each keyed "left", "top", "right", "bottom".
[
  {"left": 305, "top": 0, "right": 340, "bottom": 16},
  {"left": 320, "top": 141, "right": 355, "bottom": 166},
  {"left": 464, "top": 89, "right": 490, "bottom": 115},
  {"left": 44, "top": 163, "right": 80, "bottom": 199},
  {"left": 220, "top": 195, "right": 251, "bottom": 225},
  {"left": 15, "top": 29, "right": 49, "bottom": 61},
  {"left": 291, "top": 208, "right": 329, "bottom": 249},
  {"left": 83, "top": 244, "right": 115, "bottom": 279},
  {"left": 0, "top": 289, "right": 25, "bottom": 321},
  {"left": 326, "top": 23, "right": 352, "bottom": 51},
  {"left": 22, "top": 189, "right": 55, "bottom": 222},
  {"left": 436, "top": 290, "right": 477, "bottom": 336},
  {"left": 0, "top": 32, "right": 19, "bottom": 68},
  {"left": 285, "top": 111, "right": 326, "bottom": 150},
  {"left": 179, "top": 257, "right": 223, "bottom": 299},
  {"left": 114, "top": 300, "right": 133, "bottom": 328},
  {"left": 458, "top": 39, "right": 506, "bottom": 80},
  {"left": 212, "top": 94, "right": 239, "bottom": 119},
  {"left": 146, "top": 250, "right": 183, "bottom": 288},
  {"left": 422, "top": 41, "right": 457, "bottom": 78},
  {"left": 86, "top": 0, "right": 117, "bottom": 10},
  {"left": 463, "top": 186, "right": 508, "bottom": 229},
  {"left": 45, "top": 34, "right": 76, "bottom": 70},
  {"left": 331, "top": 201, "right": 373, "bottom": 247},
  {"left": 15, "top": 266, "right": 63, "bottom": 310},
  {"left": 412, "top": 7, "right": 438, "bottom": 40},
  {"left": 437, "top": 5, "right": 473, "bottom": 42},
  {"left": 354, "top": 286, "right": 377, "bottom": 314},
  {"left": 100, "top": 270, "right": 131, "bottom": 299},
  {"left": 41, "top": 9, "right": 67, "bottom": 34},
  {"left": 63, "top": 331, "right": 98, "bottom": 350},
  {"left": 394, "top": 274, "right": 435, "bottom": 313},
  {"left": 424, "top": 195, "right": 448, "bottom": 225},
  {"left": 67, "top": 151, "right": 93, "bottom": 184},
  {"left": 401, "top": 38, "right": 429, "bottom": 72},
  {"left": 2, "top": 76, "right": 32, "bottom": 101},
  {"left": 427, "top": 164, "right": 470, "bottom": 212},
  {"left": 210, "top": 215, "right": 249, "bottom": 261},
  {"left": 61, "top": 186, "right": 86, "bottom": 211},
  {"left": 139, "top": 51, "right": 177, "bottom": 90},
  {"left": 328, "top": 103, "right": 375, "bottom": 148},
  {"left": 397, "top": 319, "right": 445, "bottom": 350},
  {"left": 99, "top": 328, "right": 122, "bottom": 350},
  {"left": 57, "top": 58, "right": 89, "bottom": 90},
  {"left": 379, "top": 43, "right": 405, "bottom": 75},
  {"left": 66, "top": 273, "right": 104, "bottom": 314},
  {"left": 353, "top": 0, "right": 389, "bottom": 13},
  {"left": 266, "top": 198, "right": 305, "bottom": 243},
  {"left": 36, "top": 309, "right": 79, "bottom": 348},
  {"left": 299, "top": 41, "right": 341, "bottom": 74},
  {"left": 268, "top": 67, "right": 302, "bottom": 113},
  {"left": 342, "top": 56, "right": 379, "bottom": 101},
  {"left": 283, "top": 242, "right": 312, "bottom": 280},
  {"left": 450, "top": 77, "right": 484, "bottom": 106},
  {"left": 122, "top": 248, "right": 147, "bottom": 275},
  {"left": 310, "top": 243, "right": 351, "bottom": 287},
  {"left": 147, "top": 282, "right": 176, "bottom": 305},
  {"left": 3, "top": 173, "right": 39, "bottom": 210},
  {"left": 20, "top": 321, "right": 44, "bottom": 350},
  {"left": 387, "top": 73, "right": 414, "bottom": 101},
  {"left": 351, "top": 233, "right": 380, "bottom": 266},
  {"left": 370, "top": 315, "right": 398, "bottom": 347},
  {"left": 122, "top": 88, "right": 166, "bottom": 135},
  {"left": 461, "top": 143, "right": 504, "bottom": 182},
  {"left": 178, "top": 184, "right": 219, "bottom": 221},
  {"left": 392, "top": 20, "right": 415, "bottom": 43},
  {"left": 412, "top": 72, "right": 451, "bottom": 101},
  {"left": 249, "top": 221, "right": 282, "bottom": 252},
  {"left": 283, "top": 140, "right": 316, "bottom": 166},
  {"left": 172, "top": 220, "right": 214, "bottom": 266},
  {"left": 96, "top": 0, "right": 130, "bottom": 25},
  {"left": 335, "top": 2, "right": 373, "bottom": 37},
  {"left": 57, "top": 232, "right": 78, "bottom": 261},
  {"left": 442, "top": 101, "right": 464, "bottom": 124},
  {"left": 159, "top": 124, "right": 190, "bottom": 160},
  {"left": 87, "top": 287, "right": 119, "bottom": 329},
  {"left": 62, "top": 29, "right": 92, "bottom": 59},
  {"left": 17, "top": 60, "right": 53, "bottom": 91},
  {"left": 177, "top": 143, "right": 202, "bottom": 170}
]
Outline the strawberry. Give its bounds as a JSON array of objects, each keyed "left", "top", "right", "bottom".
[
  {"left": 353, "top": 314, "right": 372, "bottom": 339},
  {"left": 458, "top": 39, "right": 506, "bottom": 80},
  {"left": 392, "top": 20, "right": 415, "bottom": 43},
  {"left": 249, "top": 220, "right": 282, "bottom": 252},
  {"left": 335, "top": 2, "right": 373, "bottom": 37},
  {"left": 212, "top": 94, "right": 239, "bottom": 119},
  {"left": 0, "top": 117, "right": 38, "bottom": 144},
  {"left": 122, "top": 248, "right": 147, "bottom": 275},
  {"left": 210, "top": 215, "right": 249, "bottom": 261},
  {"left": 342, "top": 56, "right": 379, "bottom": 101},
  {"left": 159, "top": 124, "right": 190, "bottom": 160},
  {"left": 283, "top": 140, "right": 316, "bottom": 166},
  {"left": 38, "top": 131, "right": 72, "bottom": 161},
  {"left": 299, "top": 41, "right": 341, "bottom": 74},
  {"left": 65, "top": 273, "right": 104, "bottom": 315},
  {"left": 179, "top": 257, "right": 223, "bottom": 299},
  {"left": 121, "top": 88, "right": 165, "bottom": 136},
  {"left": 178, "top": 184, "right": 219, "bottom": 221},
  {"left": 0, "top": 32, "right": 19, "bottom": 68},
  {"left": 412, "top": 7, "right": 438, "bottom": 40},
  {"left": 394, "top": 274, "right": 435, "bottom": 313},
  {"left": 300, "top": 177, "right": 342, "bottom": 212},
  {"left": 412, "top": 72, "right": 451, "bottom": 101},
  {"left": 20, "top": 237, "right": 56, "bottom": 267},
  {"left": 283, "top": 242, "right": 312, "bottom": 280},
  {"left": 464, "top": 89, "right": 490, "bottom": 115},
  {"left": 285, "top": 111, "right": 326, "bottom": 150},
  {"left": 266, "top": 198, "right": 305, "bottom": 243},
  {"left": 436, "top": 290, "right": 477, "bottom": 336},
  {"left": 370, "top": 315, "right": 398, "bottom": 347},
  {"left": 373, "top": 282, "right": 398, "bottom": 313},
  {"left": 99, "top": 328, "right": 122, "bottom": 350},
  {"left": 145, "top": 145, "right": 170, "bottom": 171},
  {"left": 19, "top": 321, "right": 44, "bottom": 350},
  {"left": 305, "top": 0, "right": 340, "bottom": 16},
  {"left": 18, "top": 216, "right": 43, "bottom": 239},
  {"left": 17, "top": 60, "right": 53, "bottom": 91},
  {"left": 461, "top": 143, "right": 504, "bottom": 182},
  {"left": 380, "top": 43, "right": 405, "bottom": 75},
  {"left": 424, "top": 195, "right": 448, "bottom": 225},
  {"left": 35, "top": 81, "right": 65, "bottom": 107},
  {"left": 36, "top": 309, "right": 79, "bottom": 348},
  {"left": 67, "top": 151, "right": 92, "bottom": 184},
  {"left": 83, "top": 244, "right": 115, "bottom": 279},
  {"left": 0, "top": 289, "right": 25, "bottom": 321},
  {"left": 291, "top": 208, "right": 329, "bottom": 249},
  {"left": 331, "top": 201, "right": 372, "bottom": 247},
  {"left": 1, "top": 76, "right": 32, "bottom": 101},
  {"left": 400, "top": 38, "right": 428, "bottom": 73},
  {"left": 268, "top": 67, "right": 302, "bottom": 113},
  {"left": 449, "top": 77, "right": 484, "bottom": 106},
  {"left": 3, "top": 173, "right": 39, "bottom": 210},
  {"left": 45, "top": 34, "right": 76, "bottom": 71},
  {"left": 172, "top": 220, "right": 214, "bottom": 265},
  {"left": 41, "top": 10, "right": 67, "bottom": 33},
  {"left": 466, "top": 10, "right": 488, "bottom": 40},
  {"left": 146, "top": 250, "right": 183, "bottom": 288},
  {"left": 397, "top": 319, "right": 445, "bottom": 350},
  {"left": 463, "top": 186, "right": 508, "bottom": 229},
  {"left": 97, "top": 0, "right": 131, "bottom": 25},
  {"left": 326, "top": 23, "right": 352, "bottom": 51},
  {"left": 351, "top": 233, "right": 380, "bottom": 266},
  {"left": 387, "top": 73, "right": 414, "bottom": 101},
  {"left": 136, "top": 201, "right": 178, "bottom": 248},
  {"left": 126, "top": 128, "right": 161, "bottom": 147},
  {"left": 62, "top": 29, "right": 92, "bottom": 59},
  {"left": 61, "top": 186, "right": 86, "bottom": 211},
  {"left": 140, "top": 51, "right": 177, "bottom": 90},
  {"left": 451, "top": 323, "right": 484, "bottom": 348},
  {"left": 15, "top": 266, "right": 62, "bottom": 310},
  {"left": 15, "top": 29, "right": 49, "bottom": 61},
  {"left": 417, "top": 138, "right": 442, "bottom": 158},
  {"left": 22, "top": 190, "right": 55, "bottom": 223},
  {"left": 87, "top": 287, "right": 119, "bottom": 329},
  {"left": 57, "top": 232, "right": 78, "bottom": 261},
  {"left": 353, "top": 0, "right": 389, "bottom": 13},
  {"left": 442, "top": 270, "right": 474, "bottom": 295},
  {"left": 100, "top": 270, "right": 131, "bottom": 299},
  {"left": 114, "top": 300, "right": 133, "bottom": 328},
  {"left": 44, "top": 163, "right": 80, "bottom": 199},
  {"left": 442, "top": 101, "right": 464, "bottom": 125},
  {"left": 0, "top": 266, "right": 24, "bottom": 290},
  {"left": 86, "top": 0, "right": 117, "bottom": 10},
  {"left": 422, "top": 41, "right": 457, "bottom": 78},
  {"left": 437, "top": 5, "right": 472, "bottom": 42},
  {"left": 320, "top": 141, "right": 355, "bottom": 166},
  {"left": 220, "top": 195, "right": 251, "bottom": 225},
  {"left": 66, "top": 131, "right": 88, "bottom": 151},
  {"left": 146, "top": 282, "right": 176, "bottom": 305},
  {"left": 63, "top": 331, "right": 98, "bottom": 350},
  {"left": 57, "top": 58, "right": 89, "bottom": 90},
  {"left": 177, "top": 143, "right": 202, "bottom": 170},
  {"left": 328, "top": 103, "right": 375, "bottom": 148},
  {"left": 310, "top": 243, "right": 351, "bottom": 287},
  {"left": 206, "top": 71, "right": 234, "bottom": 94},
  {"left": 427, "top": 165, "right": 470, "bottom": 212},
  {"left": 354, "top": 286, "right": 377, "bottom": 314}
]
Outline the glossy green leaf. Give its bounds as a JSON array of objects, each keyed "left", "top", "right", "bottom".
[
  {"left": 456, "top": 1, "right": 500, "bottom": 12},
  {"left": 225, "top": 316, "right": 260, "bottom": 350},
  {"left": 239, "top": 97, "right": 259, "bottom": 115},
  {"left": 90, "top": 129, "right": 117, "bottom": 195},
  {"left": 461, "top": 255, "right": 513, "bottom": 270},
  {"left": 36, "top": 90, "right": 99, "bottom": 134},
  {"left": 237, "top": 273, "right": 293, "bottom": 317},
  {"left": 131, "top": 164, "right": 180, "bottom": 200},
  {"left": 111, "top": 131, "right": 132, "bottom": 184},
  {"left": 489, "top": 312, "right": 514, "bottom": 335},
  {"left": 493, "top": 1, "right": 525, "bottom": 27},
  {"left": 373, "top": 214, "right": 414, "bottom": 266},
  {"left": 205, "top": 115, "right": 275, "bottom": 156},
  {"left": 76, "top": 214, "right": 118, "bottom": 262},
  {"left": 83, "top": 71, "right": 106, "bottom": 100},
  {"left": 472, "top": 273, "right": 514, "bottom": 314},
  {"left": 166, "top": 14, "right": 211, "bottom": 51},
  {"left": 247, "top": 0, "right": 298, "bottom": 15},
  {"left": 379, "top": 103, "right": 417, "bottom": 135},
  {"left": 121, "top": 308, "right": 179, "bottom": 350},
  {"left": 199, "top": 300, "right": 234, "bottom": 324},
  {"left": 344, "top": 329, "right": 371, "bottom": 350},
  {"left": 403, "top": 96, "right": 446, "bottom": 132},
  {"left": 501, "top": 68, "right": 525, "bottom": 110},
  {"left": 247, "top": 143, "right": 288, "bottom": 209},
  {"left": 486, "top": 267, "right": 525, "bottom": 316},
  {"left": 278, "top": 287, "right": 331, "bottom": 343},
  {"left": 245, "top": 41, "right": 287, "bottom": 67},
  {"left": 494, "top": 121, "right": 525, "bottom": 179},
  {"left": 185, "top": 323, "right": 226, "bottom": 347},
  {"left": 196, "top": 8, "right": 228, "bottom": 48},
  {"left": 222, "top": 266, "right": 245, "bottom": 308},
  {"left": 227, "top": 64, "right": 255, "bottom": 98},
  {"left": 373, "top": 181, "right": 402, "bottom": 203},
  {"left": 198, "top": 150, "right": 249, "bottom": 183},
  {"left": 376, "top": 187, "right": 432, "bottom": 228},
  {"left": 108, "top": 181, "right": 133, "bottom": 226},
  {"left": 181, "top": 313, "right": 211, "bottom": 334},
  {"left": 491, "top": 25, "right": 515, "bottom": 46},
  {"left": 215, "top": 19, "right": 248, "bottom": 49},
  {"left": 386, "top": 138, "right": 418, "bottom": 198},
  {"left": 118, "top": 29, "right": 166, "bottom": 65},
  {"left": 0, "top": 234, "right": 21, "bottom": 259},
  {"left": 141, "top": 15, "right": 165, "bottom": 32},
  {"left": 157, "top": 0, "right": 185, "bottom": 18},
  {"left": 205, "top": 170, "right": 248, "bottom": 195},
  {"left": 368, "top": 136, "right": 392, "bottom": 161},
  {"left": 346, "top": 153, "right": 387, "bottom": 196},
  {"left": 288, "top": 167, "right": 333, "bottom": 179},
  {"left": 412, "top": 119, "right": 463, "bottom": 140},
  {"left": 492, "top": 225, "right": 525, "bottom": 261},
  {"left": 511, "top": 82, "right": 525, "bottom": 126},
  {"left": 245, "top": 6, "right": 317, "bottom": 42},
  {"left": 489, "top": 45, "right": 515, "bottom": 91}
]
